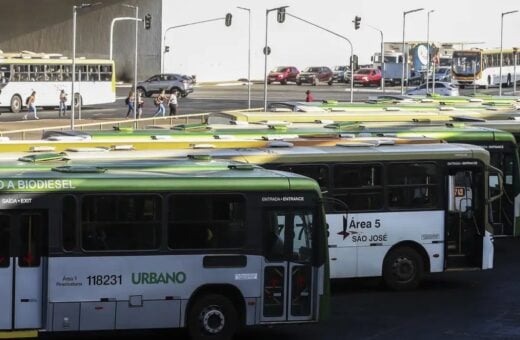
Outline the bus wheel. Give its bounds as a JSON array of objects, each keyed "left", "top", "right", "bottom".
[
  {"left": 383, "top": 246, "right": 424, "bottom": 291},
  {"left": 10, "top": 95, "right": 22, "bottom": 113},
  {"left": 73, "top": 94, "right": 82, "bottom": 109},
  {"left": 188, "top": 294, "right": 238, "bottom": 340}
]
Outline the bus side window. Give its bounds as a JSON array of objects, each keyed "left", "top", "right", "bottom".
[
  {"left": 62, "top": 195, "right": 77, "bottom": 251},
  {"left": 0, "top": 215, "right": 10, "bottom": 268},
  {"left": 168, "top": 194, "right": 245, "bottom": 250}
]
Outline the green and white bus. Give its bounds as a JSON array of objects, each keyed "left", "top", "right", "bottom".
[
  {"left": 11, "top": 142, "right": 501, "bottom": 291},
  {"left": 0, "top": 159, "right": 329, "bottom": 339}
]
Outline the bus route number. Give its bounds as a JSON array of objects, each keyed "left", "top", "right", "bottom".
[{"left": 87, "top": 274, "right": 122, "bottom": 286}]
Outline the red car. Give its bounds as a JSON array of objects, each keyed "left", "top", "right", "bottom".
[
  {"left": 267, "top": 66, "right": 300, "bottom": 85},
  {"left": 353, "top": 68, "right": 382, "bottom": 86}
]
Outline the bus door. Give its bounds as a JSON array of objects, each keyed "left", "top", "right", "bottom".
[
  {"left": 446, "top": 168, "right": 486, "bottom": 269},
  {"left": 261, "top": 209, "right": 316, "bottom": 323},
  {"left": 0, "top": 211, "right": 47, "bottom": 330}
]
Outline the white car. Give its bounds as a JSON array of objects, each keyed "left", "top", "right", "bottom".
[{"left": 406, "top": 82, "right": 459, "bottom": 96}]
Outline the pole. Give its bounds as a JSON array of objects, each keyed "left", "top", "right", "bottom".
[
  {"left": 514, "top": 51, "right": 517, "bottom": 94},
  {"left": 247, "top": 9, "right": 251, "bottom": 109},
  {"left": 237, "top": 7, "right": 251, "bottom": 109},
  {"left": 401, "top": 12, "right": 406, "bottom": 95},
  {"left": 473, "top": 60, "right": 477, "bottom": 95},
  {"left": 134, "top": 6, "right": 138, "bottom": 124},
  {"left": 381, "top": 30, "right": 384, "bottom": 92},
  {"left": 426, "top": 11, "right": 431, "bottom": 94},
  {"left": 109, "top": 17, "right": 140, "bottom": 60},
  {"left": 499, "top": 13, "right": 504, "bottom": 96},
  {"left": 263, "top": 9, "right": 269, "bottom": 111},
  {"left": 432, "top": 62, "right": 436, "bottom": 95},
  {"left": 71, "top": 6, "right": 76, "bottom": 130}
]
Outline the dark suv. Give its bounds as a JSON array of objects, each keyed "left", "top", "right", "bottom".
[
  {"left": 137, "top": 73, "right": 194, "bottom": 97},
  {"left": 296, "top": 66, "right": 333, "bottom": 86},
  {"left": 267, "top": 66, "right": 299, "bottom": 85}
]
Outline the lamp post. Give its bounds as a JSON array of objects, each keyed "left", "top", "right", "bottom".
[
  {"left": 401, "top": 8, "right": 424, "bottom": 95},
  {"left": 425, "top": 10, "right": 434, "bottom": 95},
  {"left": 514, "top": 47, "right": 518, "bottom": 94},
  {"left": 71, "top": 2, "right": 101, "bottom": 130},
  {"left": 499, "top": 10, "right": 518, "bottom": 96},
  {"left": 264, "top": 6, "right": 289, "bottom": 111},
  {"left": 237, "top": 6, "right": 252, "bottom": 109},
  {"left": 162, "top": 15, "right": 231, "bottom": 73},
  {"left": 122, "top": 4, "right": 139, "bottom": 123},
  {"left": 366, "top": 24, "right": 384, "bottom": 92}
]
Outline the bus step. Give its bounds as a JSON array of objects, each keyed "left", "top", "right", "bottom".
[
  {"left": 446, "top": 254, "right": 470, "bottom": 267},
  {"left": 445, "top": 267, "right": 481, "bottom": 272},
  {"left": 0, "top": 330, "right": 38, "bottom": 339}
]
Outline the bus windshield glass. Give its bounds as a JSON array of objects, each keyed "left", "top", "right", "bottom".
[{"left": 452, "top": 52, "right": 480, "bottom": 76}]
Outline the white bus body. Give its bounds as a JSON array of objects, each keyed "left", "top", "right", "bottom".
[{"left": 0, "top": 56, "right": 115, "bottom": 113}]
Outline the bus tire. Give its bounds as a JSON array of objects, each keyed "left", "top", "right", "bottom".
[
  {"left": 188, "top": 294, "right": 238, "bottom": 340},
  {"left": 10, "top": 95, "right": 23, "bottom": 113},
  {"left": 382, "top": 246, "right": 424, "bottom": 291},
  {"left": 73, "top": 94, "right": 82, "bottom": 109}
]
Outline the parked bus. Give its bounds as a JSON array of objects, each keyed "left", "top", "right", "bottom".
[
  {"left": 36, "top": 121, "right": 520, "bottom": 237},
  {"left": 452, "top": 49, "right": 520, "bottom": 88},
  {"left": 0, "top": 52, "right": 115, "bottom": 113},
  {"left": 9, "top": 142, "right": 500, "bottom": 291},
  {"left": 0, "top": 158, "right": 329, "bottom": 339}
]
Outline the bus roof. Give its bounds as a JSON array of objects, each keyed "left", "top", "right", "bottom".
[
  {"left": 0, "top": 142, "right": 489, "bottom": 174},
  {"left": 208, "top": 110, "right": 520, "bottom": 124},
  {"left": 0, "top": 58, "right": 113, "bottom": 65},
  {"left": 0, "top": 158, "right": 321, "bottom": 193}
]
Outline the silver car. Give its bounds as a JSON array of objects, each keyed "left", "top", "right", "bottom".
[
  {"left": 406, "top": 82, "right": 459, "bottom": 96},
  {"left": 137, "top": 73, "right": 194, "bottom": 98}
]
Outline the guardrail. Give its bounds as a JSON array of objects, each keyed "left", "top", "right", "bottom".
[{"left": 0, "top": 113, "right": 210, "bottom": 140}]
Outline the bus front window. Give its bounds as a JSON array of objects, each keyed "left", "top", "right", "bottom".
[{"left": 452, "top": 52, "right": 480, "bottom": 76}]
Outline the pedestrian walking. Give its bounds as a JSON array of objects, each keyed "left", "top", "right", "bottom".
[
  {"left": 125, "top": 90, "right": 135, "bottom": 119},
  {"left": 24, "top": 91, "right": 38, "bottom": 120},
  {"left": 136, "top": 92, "right": 144, "bottom": 119},
  {"left": 153, "top": 90, "right": 166, "bottom": 117},
  {"left": 305, "top": 90, "right": 314, "bottom": 102},
  {"left": 59, "top": 90, "right": 67, "bottom": 117},
  {"left": 168, "top": 90, "right": 178, "bottom": 116}
]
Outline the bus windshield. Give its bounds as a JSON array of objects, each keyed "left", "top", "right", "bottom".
[{"left": 452, "top": 52, "right": 480, "bottom": 76}]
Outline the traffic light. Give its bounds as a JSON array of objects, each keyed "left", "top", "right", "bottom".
[
  {"left": 144, "top": 14, "right": 151, "bottom": 30},
  {"left": 164, "top": 46, "right": 170, "bottom": 53},
  {"left": 225, "top": 13, "right": 232, "bottom": 27},
  {"left": 277, "top": 7, "right": 286, "bottom": 23},
  {"left": 354, "top": 16, "right": 361, "bottom": 30}
]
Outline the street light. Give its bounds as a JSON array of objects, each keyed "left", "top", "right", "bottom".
[
  {"left": 264, "top": 6, "right": 289, "bottom": 111},
  {"left": 425, "top": 10, "right": 434, "bottom": 95},
  {"left": 366, "top": 24, "right": 384, "bottom": 92},
  {"left": 499, "top": 10, "right": 518, "bottom": 96},
  {"left": 514, "top": 47, "right": 518, "bottom": 94},
  {"left": 162, "top": 15, "right": 232, "bottom": 73},
  {"left": 122, "top": 4, "right": 139, "bottom": 123},
  {"left": 71, "top": 2, "right": 101, "bottom": 130},
  {"left": 237, "top": 6, "right": 252, "bottom": 109},
  {"left": 401, "top": 8, "right": 424, "bottom": 95}
]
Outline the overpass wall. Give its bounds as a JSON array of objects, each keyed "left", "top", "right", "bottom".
[{"left": 0, "top": 0, "right": 162, "bottom": 82}]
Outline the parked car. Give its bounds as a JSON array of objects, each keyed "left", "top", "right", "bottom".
[
  {"left": 137, "top": 73, "right": 194, "bottom": 98},
  {"left": 353, "top": 68, "right": 382, "bottom": 86},
  {"left": 428, "top": 67, "right": 452, "bottom": 82},
  {"left": 296, "top": 66, "right": 333, "bottom": 86},
  {"left": 332, "top": 65, "right": 350, "bottom": 83},
  {"left": 267, "top": 66, "right": 299, "bottom": 85},
  {"left": 406, "top": 81, "right": 459, "bottom": 96}
]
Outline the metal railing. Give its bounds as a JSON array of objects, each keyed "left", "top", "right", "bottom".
[{"left": 0, "top": 113, "right": 211, "bottom": 140}]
